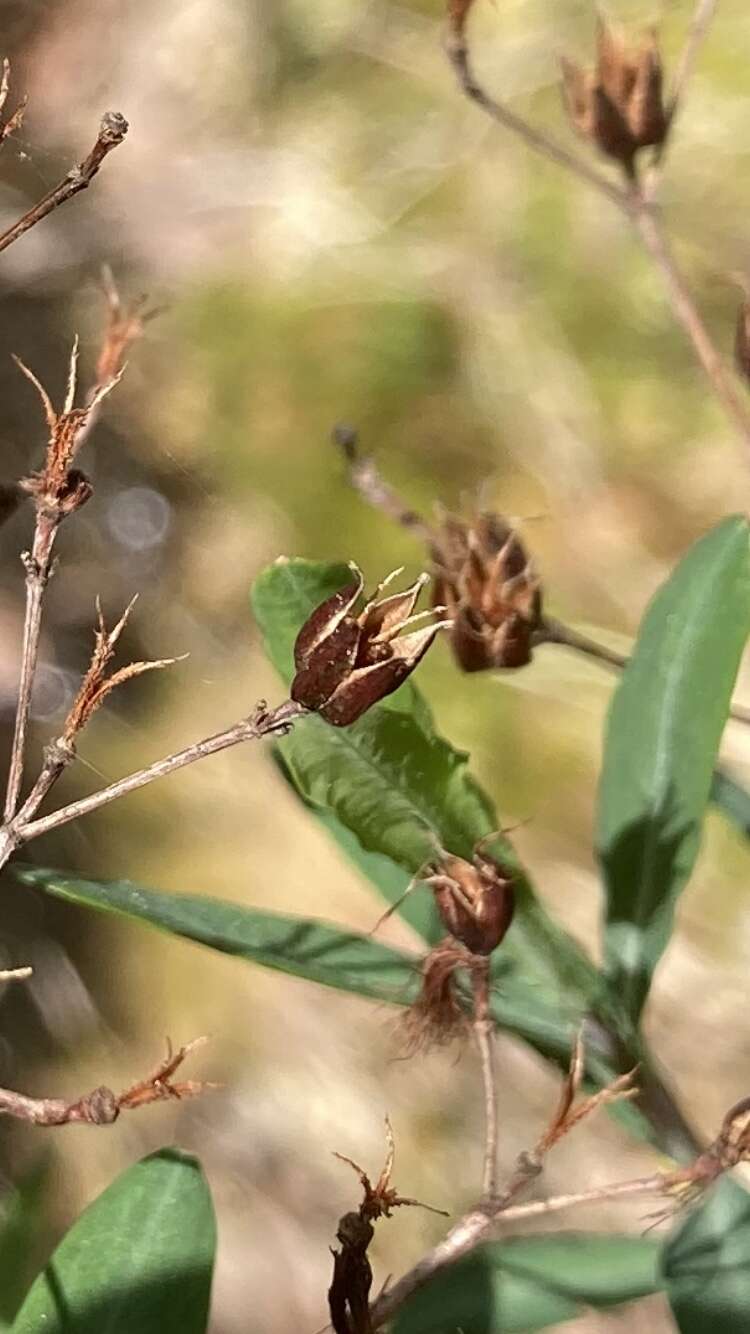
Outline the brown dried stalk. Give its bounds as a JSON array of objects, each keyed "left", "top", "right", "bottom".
[
  {"left": 0, "top": 699, "right": 305, "bottom": 874},
  {"left": 3, "top": 342, "right": 123, "bottom": 824},
  {"left": 0, "top": 58, "right": 26, "bottom": 148},
  {"left": 446, "top": 1, "right": 750, "bottom": 456},
  {"left": 370, "top": 1046, "right": 746, "bottom": 1330},
  {"left": 0, "top": 1037, "right": 213, "bottom": 1127},
  {"left": 0, "top": 109, "right": 128, "bottom": 256}
]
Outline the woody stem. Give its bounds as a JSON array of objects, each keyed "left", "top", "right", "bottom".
[{"left": 472, "top": 957, "right": 498, "bottom": 1199}]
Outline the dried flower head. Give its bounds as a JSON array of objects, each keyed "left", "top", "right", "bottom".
[
  {"left": 291, "top": 566, "right": 449, "bottom": 726},
  {"left": 16, "top": 338, "right": 122, "bottom": 515},
  {"left": 561, "top": 19, "right": 668, "bottom": 173},
  {"left": 430, "top": 511, "right": 541, "bottom": 671},
  {"left": 400, "top": 939, "right": 475, "bottom": 1053},
  {"left": 427, "top": 844, "right": 516, "bottom": 956}
]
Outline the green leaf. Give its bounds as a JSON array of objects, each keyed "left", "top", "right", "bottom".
[
  {"left": 0, "top": 1159, "right": 49, "bottom": 1330},
  {"left": 13, "top": 867, "right": 422, "bottom": 1007},
  {"left": 711, "top": 767, "right": 750, "bottom": 840},
  {"left": 391, "top": 1233, "right": 661, "bottom": 1333},
  {"left": 253, "top": 558, "right": 600, "bottom": 1034},
  {"left": 12, "top": 1149, "right": 215, "bottom": 1334},
  {"left": 597, "top": 517, "right": 750, "bottom": 1025},
  {"left": 663, "top": 1178, "right": 750, "bottom": 1333}
]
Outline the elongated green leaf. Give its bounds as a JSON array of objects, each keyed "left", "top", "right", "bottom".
[
  {"left": 663, "top": 1178, "right": 750, "bottom": 1333},
  {"left": 12, "top": 1149, "right": 215, "bottom": 1334},
  {"left": 597, "top": 517, "right": 750, "bottom": 1025},
  {"left": 392, "top": 1233, "right": 661, "bottom": 1333},
  {"left": 0, "top": 1160, "right": 49, "bottom": 1330},
  {"left": 252, "top": 558, "right": 599, "bottom": 1026},
  {"left": 14, "top": 868, "right": 422, "bottom": 1006}
]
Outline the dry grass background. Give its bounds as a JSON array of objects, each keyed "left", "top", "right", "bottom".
[{"left": 1, "top": 1, "right": 750, "bottom": 1329}]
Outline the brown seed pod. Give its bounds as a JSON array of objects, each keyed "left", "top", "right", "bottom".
[
  {"left": 427, "top": 845, "right": 516, "bottom": 956},
  {"left": 561, "top": 19, "right": 668, "bottom": 173},
  {"left": 291, "top": 566, "right": 449, "bottom": 726},
  {"left": 430, "top": 511, "right": 541, "bottom": 671}
]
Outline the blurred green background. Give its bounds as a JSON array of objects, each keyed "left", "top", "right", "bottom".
[{"left": 0, "top": 1, "right": 749, "bottom": 1329}]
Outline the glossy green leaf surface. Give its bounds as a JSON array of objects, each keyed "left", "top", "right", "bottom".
[
  {"left": 597, "top": 517, "right": 750, "bottom": 1025},
  {"left": 392, "top": 1233, "right": 661, "bottom": 1333},
  {"left": 663, "top": 1178, "right": 750, "bottom": 1333},
  {"left": 12, "top": 1149, "right": 215, "bottom": 1334}
]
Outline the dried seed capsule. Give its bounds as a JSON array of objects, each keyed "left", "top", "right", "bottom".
[
  {"left": 291, "top": 566, "right": 449, "bottom": 726},
  {"left": 427, "top": 845, "right": 515, "bottom": 956},
  {"left": 431, "top": 511, "right": 541, "bottom": 671},
  {"left": 561, "top": 19, "right": 668, "bottom": 173}
]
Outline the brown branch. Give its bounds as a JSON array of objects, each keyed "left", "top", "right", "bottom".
[
  {"left": 659, "top": 0, "right": 718, "bottom": 161},
  {"left": 444, "top": 21, "right": 631, "bottom": 211},
  {"left": 472, "top": 958, "right": 498, "bottom": 1200},
  {"left": 0, "top": 1037, "right": 213, "bottom": 1127},
  {"left": 6, "top": 699, "right": 306, "bottom": 856},
  {"left": 332, "top": 426, "right": 432, "bottom": 539},
  {"left": 445, "top": 3, "right": 750, "bottom": 458},
  {"left": 370, "top": 1039, "right": 750, "bottom": 1329},
  {"left": 0, "top": 111, "right": 128, "bottom": 256},
  {"left": 539, "top": 616, "right": 628, "bottom": 670},
  {"left": 3, "top": 345, "right": 121, "bottom": 823}
]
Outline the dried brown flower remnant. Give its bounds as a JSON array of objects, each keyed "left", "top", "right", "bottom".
[
  {"left": 427, "top": 844, "right": 515, "bottom": 955},
  {"left": 329, "top": 1121, "right": 447, "bottom": 1333},
  {"left": 16, "top": 338, "right": 122, "bottom": 515},
  {"left": 291, "top": 566, "right": 448, "bottom": 726},
  {"left": 400, "top": 940, "right": 471, "bottom": 1053},
  {"left": 561, "top": 20, "right": 668, "bottom": 174},
  {"left": 431, "top": 511, "right": 541, "bottom": 671}
]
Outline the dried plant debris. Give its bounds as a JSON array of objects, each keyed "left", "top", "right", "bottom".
[{"left": 329, "top": 1120, "right": 447, "bottom": 1334}]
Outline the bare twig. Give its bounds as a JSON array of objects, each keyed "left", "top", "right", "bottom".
[
  {"left": 6, "top": 699, "right": 306, "bottom": 856},
  {"left": 472, "top": 958, "right": 498, "bottom": 1199},
  {"left": 539, "top": 617, "right": 628, "bottom": 670},
  {"left": 332, "top": 426, "right": 431, "bottom": 539},
  {"left": 0, "top": 1037, "right": 213, "bottom": 1127},
  {"left": 661, "top": 0, "right": 718, "bottom": 155},
  {"left": 370, "top": 1043, "right": 734, "bottom": 1329},
  {"left": 0, "top": 111, "right": 128, "bottom": 256},
  {"left": 3, "top": 345, "right": 121, "bottom": 823},
  {"left": 445, "top": 3, "right": 750, "bottom": 457},
  {"left": 444, "top": 24, "right": 630, "bottom": 210}
]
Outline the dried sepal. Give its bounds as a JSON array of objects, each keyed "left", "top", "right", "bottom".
[
  {"left": 63, "top": 597, "right": 182, "bottom": 743},
  {"left": 533, "top": 1030, "right": 639, "bottom": 1160},
  {"left": 96, "top": 265, "right": 160, "bottom": 385},
  {"left": 431, "top": 510, "right": 541, "bottom": 672},
  {"left": 561, "top": 19, "right": 668, "bottom": 173},
  {"left": 117, "top": 1036, "right": 217, "bottom": 1112},
  {"left": 291, "top": 566, "right": 449, "bottom": 726},
  {"left": 0, "top": 59, "right": 27, "bottom": 145},
  {"left": 15, "top": 339, "right": 123, "bottom": 512}
]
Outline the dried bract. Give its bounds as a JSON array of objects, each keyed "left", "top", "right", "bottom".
[
  {"left": 427, "top": 846, "right": 515, "bottom": 955},
  {"left": 16, "top": 338, "right": 122, "bottom": 515},
  {"left": 431, "top": 511, "right": 541, "bottom": 671},
  {"left": 401, "top": 940, "right": 473, "bottom": 1053},
  {"left": 291, "top": 566, "right": 448, "bottom": 725},
  {"left": 561, "top": 20, "right": 668, "bottom": 173}
]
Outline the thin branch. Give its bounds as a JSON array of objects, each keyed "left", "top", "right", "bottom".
[
  {"left": 0, "top": 111, "right": 128, "bottom": 256},
  {"left": 9, "top": 699, "right": 306, "bottom": 851},
  {"left": 662, "top": 0, "right": 718, "bottom": 147},
  {"left": 446, "top": 4, "right": 750, "bottom": 458},
  {"left": 444, "top": 25, "right": 631, "bottom": 211},
  {"left": 630, "top": 198, "right": 750, "bottom": 448},
  {"left": 0, "top": 965, "right": 32, "bottom": 983},
  {"left": 472, "top": 958, "right": 498, "bottom": 1199},
  {"left": 332, "top": 426, "right": 432, "bottom": 539},
  {"left": 540, "top": 616, "right": 628, "bottom": 670},
  {"left": 0, "top": 1037, "right": 214, "bottom": 1127}
]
